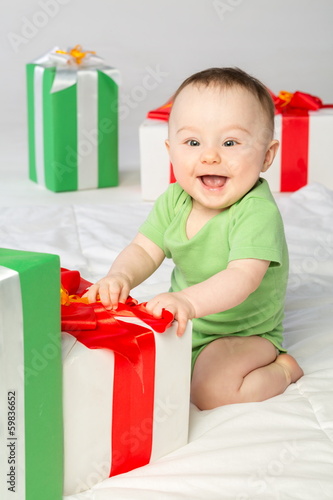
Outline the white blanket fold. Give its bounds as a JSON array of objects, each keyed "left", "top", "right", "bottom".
[{"left": 1, "top": 183, "right": 332, "bottom": 500}]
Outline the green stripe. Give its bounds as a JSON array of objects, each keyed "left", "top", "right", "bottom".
[
  {"left": 43, "top": 68, "right": 78, "bottom": 192},
  {"left": 97, "top": 71, "right": 119, "bottom": 187},
  {"left": 27, "top": 65, "right": 119, "bottom": 192},
  {"left": 0, "top": 249, "right": 63, "bottom": 500},
  {"left": 26, "top": 64, "right": 37, "bottom": 183}
]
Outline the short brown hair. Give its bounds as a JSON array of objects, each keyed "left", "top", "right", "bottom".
[{"left": 171, "top": 67, "right": 275, "bottom": 135}]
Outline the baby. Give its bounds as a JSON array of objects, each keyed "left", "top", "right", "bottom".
[{"left": 86, "top": 67, "right": 303, "bottom": 410}]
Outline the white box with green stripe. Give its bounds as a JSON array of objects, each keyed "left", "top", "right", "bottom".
[
  {"left": 26, "top": 48, "right": 120, "bottom": 192},
  {"left": 0, "top": 249, "right": 62, "bottom": 500}
]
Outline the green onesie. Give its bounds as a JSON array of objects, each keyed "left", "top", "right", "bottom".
[{"left": 139, "top": 178, "right": 288, "bottom": 370}]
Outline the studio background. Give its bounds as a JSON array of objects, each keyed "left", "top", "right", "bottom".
[{"left": 1, "top": 0, "right": 332, "bottom": 178}]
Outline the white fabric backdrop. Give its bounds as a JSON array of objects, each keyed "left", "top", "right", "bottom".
[
  {"left": 1, "top": 0, "right": 333, "bottom": 177},
  {"left": 0, "top": 183, "right": 333, "bottom": 499}
]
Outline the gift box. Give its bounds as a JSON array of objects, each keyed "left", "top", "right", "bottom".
[
  {"left": 26, "top": 45, "right": 120, "bottom": 192},
  {"left": 139, "top": 102, "right": 173, "bottom": 201},
  {"left": 139, "top": 92, "right": 333, "bottom": 200},
  {"left": 264, "top": 91, "right": 333, "bottom": 192},
  {"left": 60, "top": 269, "right": 192, "bottom": 495},
  {"left": 0, "top": 249, "right": 62, "bottom": 500}
]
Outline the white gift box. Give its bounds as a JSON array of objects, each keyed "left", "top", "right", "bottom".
[
  {"left": 139, "top": 118, "right": 170, "bottom": 201},
  {"left": 264, "top": 109, "right": 333, "bottom": 192},
  {"left": 139, "top": 109, "right": 333, "bottom": 200},
  {"left": 62, "top": 316, "right": 192, "bottom": 495}
]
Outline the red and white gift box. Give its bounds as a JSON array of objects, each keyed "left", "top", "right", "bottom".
[
  {"left": 139, "top": 102, "right": 174, "bottom": 201},
  {"left": 265, "top": 91, "right": 333, "bottom": 192},
  {"left": 60, "top": 269, "right": 192, "bottom": 495},
  {"left": 139, "top": 92, "right": 333, "bottom": 200}
]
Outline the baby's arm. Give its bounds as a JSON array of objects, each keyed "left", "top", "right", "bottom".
[
  {"left": 86, "top": 233, "right": 165, "bottom": 309},
  {"left": 146, "top": 258, "right": 270, "bottom": 336}
]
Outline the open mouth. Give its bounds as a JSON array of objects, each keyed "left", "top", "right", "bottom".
[{"left": 199, "top": 175, "right": 228, "bottom": 189}]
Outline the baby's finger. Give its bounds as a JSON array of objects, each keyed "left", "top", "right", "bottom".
[
  {"left": 146, "top": 299, "right": 163, "bottom": 318},
  {"left": 174, "top": 311, "right": 188, "bottom": 337},
  {"left": 84, "top": 283, "right": 99, "bottom": 303},
  {"left": 117, "top": 285, "right": 130, "bottom": 306},
  {"left": 106, "top": 281, "right": 129, "bottom": 310},
  {"left": 98, "top": 284, "right": 115, "bottom": 309}
]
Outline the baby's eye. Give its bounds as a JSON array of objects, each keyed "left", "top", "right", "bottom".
[
  {"left": 223, "top": 140, "right": 237, "bottom": 147},
  {"left": 186, "top": 139, "right": 200, "bottom": 147}
]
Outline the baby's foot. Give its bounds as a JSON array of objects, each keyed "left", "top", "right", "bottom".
[{"left": 275, "top": 354, "right": 304, "bottom": 385}]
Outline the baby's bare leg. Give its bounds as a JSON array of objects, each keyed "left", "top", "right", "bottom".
[{"left": 191, "top": 336, "right": 303, "bottom": 410}]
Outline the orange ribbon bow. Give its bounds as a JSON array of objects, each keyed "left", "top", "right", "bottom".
[{"left": 56, "top": 44, "right": 96, "bottom": 65}]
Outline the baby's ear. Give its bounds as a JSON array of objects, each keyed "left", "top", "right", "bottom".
[
  {"left": 165, "top": 139, "right": 171, "bottom": 159},
  {"left": 262, "top": 140, "right": 279, "bottom": 172}
]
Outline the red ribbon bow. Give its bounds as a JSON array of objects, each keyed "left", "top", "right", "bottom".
[
  {"left": 61, "top": 268, "right": 173, "bottom": 380},
  {"left": 147, "top": 101, "right": 172, "bottom": 121},
  {"left": 61, "top": 268, "right": 174, "bottom": 477},
  {"left": 270, "top": 90, "right": 333, "bottom": 116},
  {"left": 61, "top": 268, "right": 173, "bottom": 332}
]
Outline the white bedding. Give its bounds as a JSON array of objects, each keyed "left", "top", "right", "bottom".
[{"left": 1, "top": 182, "right": 333, "bottom": 500}]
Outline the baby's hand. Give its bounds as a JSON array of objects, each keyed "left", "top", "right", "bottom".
[
  {"left": 146, "top": 291, "right": 196, "bottom": 337},
  {"left": 84, "top": 273, "right": 131, "bottom": 310}
]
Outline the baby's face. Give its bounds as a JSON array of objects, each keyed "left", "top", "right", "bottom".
[{"left": 166, "top": 84, "right": 278, "bottom": 213}]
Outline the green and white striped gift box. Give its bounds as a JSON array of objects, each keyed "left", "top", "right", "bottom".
[
  {"left": 26, "top": 47, "right": 120, "bottom": 192},
  {"left": 0, "top": 249, "right": 62, "bottom": 500}
]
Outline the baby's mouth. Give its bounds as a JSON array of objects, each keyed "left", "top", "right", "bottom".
[{"left": 199, "top": 175, "right": 228, "bottom": 188}]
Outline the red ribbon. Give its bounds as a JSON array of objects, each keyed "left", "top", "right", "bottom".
[
  {"left": 269, "top": 90, "right": 333, "bottom": 191},
  {"left": 147, "top": 101, "right": 172, "bottom": 121},
  {"left": 60, "top": 268, "right": 173, "bottom": 476},
  {"left": 147, "top": 102, "right": 176, "bottom": 184}
]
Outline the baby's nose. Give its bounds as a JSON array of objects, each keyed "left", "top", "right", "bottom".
[{"left": 200, "top": 147, "right": 221, "bottom": 164}]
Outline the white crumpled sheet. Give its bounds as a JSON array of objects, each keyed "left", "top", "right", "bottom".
[{"left": 1, "top": 183, "right": 333, "bottom": 500}]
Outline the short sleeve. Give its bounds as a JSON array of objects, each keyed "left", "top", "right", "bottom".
[
  {"left": 139, "top": 183, "right": 187, "bottom": 251},
  {"left": 228, "top": 197, "right": 286, "bottom": 266}
]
